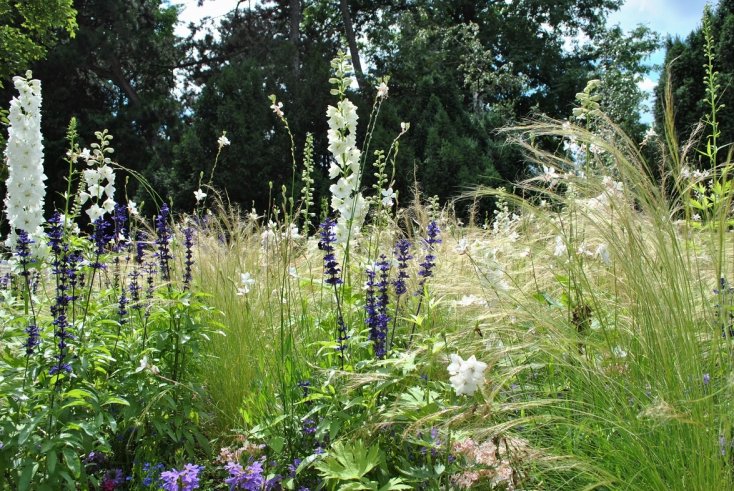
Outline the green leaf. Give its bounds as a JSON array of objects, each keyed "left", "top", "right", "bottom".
[
  {"left": 378, "top": 478, "right": 412, "bottom": 490},
  {"left": 62, "top": 448, "right": 81, "bottom": 478},
  {"left": 18, "top": 462, "right": 38, "bottom": 491},
  {"left": 268, "top": 435, "right": 285, "bottom": 454},
  {"left": 47, "top": 450, "right": 57, "bottom": 474},
  {"left": 18, "top": 415, "right": 42, "bottom": 445},
  {"left": 101, "top": 396, "right": 129, "bottom": 407}
]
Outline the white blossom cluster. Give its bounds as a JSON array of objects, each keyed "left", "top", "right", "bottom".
[
  {"left": 447, "top": 354, "right": 487, "bottom": 396},
  {"left": 3, "top": 72, "right": 47, "bottom": 246},
  {"left": 77, "top": 130, "right": 117, "bottom": 222},
  {"left": 327, "top": 97, "right": 368, "bottom": 243}
]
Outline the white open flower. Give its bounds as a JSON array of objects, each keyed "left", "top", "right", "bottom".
[
  {"left": 86, "top": 203, "right": 105, "bottom": 222},
  {"left": 447, "top": 354, "right": 487, "bottom": 396},
  {"left": 553, "top": 236, "right": 567, "bottom": 257},
  {"left": 138, "top": 356, "right": 160, "bottom": 375},
  {"left": 381, "top": 187, "right": 396, "bottom": 207},
  {"left": 376, "top": 81, "right": 389, "bottom": 98},
  {"left": 270, "top": 101, "right": 284, "bottom": 118},
  {"left": 237, "top": 272, "right": 256, "bottom": 295},
  {"left": 194, "top": 188, "right": 207, "bottom": 203},
  {"left": 455, "top": 238, "right": 469, "bottom": 255},
  {"left": 218, "top": 132, "right": 230, "bottom": 148}
]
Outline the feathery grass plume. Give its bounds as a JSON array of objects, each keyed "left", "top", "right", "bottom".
[{"left": 453, "top": 113, "right": 734, "bottom": 489}]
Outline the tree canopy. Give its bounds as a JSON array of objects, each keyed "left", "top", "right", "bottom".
[{"left": 1, "top": 0, "right": 663, "bottom": 217}]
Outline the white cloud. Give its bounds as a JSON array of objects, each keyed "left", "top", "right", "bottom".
[
  {"left": 173, "top": 0, "right": 240, "bottom": 38},
  {"left": 607, "top": 0, "right": 707, "bottom": 39},
  {"left": 637, "top": 77, "right": 656, "bottom": 93}
]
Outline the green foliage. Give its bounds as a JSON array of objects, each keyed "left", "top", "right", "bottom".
[
  {"left": 0, "top": 0, "right": 184, "bottom": 213},
  {"left": 0, "top": 0, "right": 77, "bottom": 87},
  {"left": 655, "top": 0, "right": 734, "bottom": 163}
]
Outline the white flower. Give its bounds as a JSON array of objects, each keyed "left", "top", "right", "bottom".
[
  {"left": 138, "top": 356, "right": 160, "bottom": 375},
  {"left": 86, "top": 203, "right": 105, "bottom": 222},
  {"left": 540, "top": 165, "right": 558, "bottom": 185},
  {"left": 325, "top": 82, "right": 368, "bottom": 244},
  {"left": 194, "top": 188, "right": 207, "bottom": 203},
  {"left": 447, "top": 354, "right": 487, "bottom": 396},
  {"left": 87, "top": 183, "right": 104, "bottom": 199},
  {"left": 270, "top": 101, "right": 284, "bottom": 118},
  {"left": 237, "top": 272, "right": 256, "bottom": 295},
  {"left": 83, "top": 168, "right": 100, "bottom": 185},
  {"left": 3, "top": 72, "right": 46, "bottom": 247},
  {"left": 102, "top": 198, "right": 116, "bottom": 214},
  {"left": 612, "top": 346, "right": 627, "bottom": 358},
  {"left": 287, "top": 223, "right": 301, "bottom": 240},
  {"left": 376, "top": 81, "right": 389, "bottom": 98},
  {"left": 642, "top": 126, "right": 657, "bottom": 145},
  {"left": 455, "top": 238, "right": 469, "bottom": 255},
  {"left": 553, "top": 236, "right": 567, "bottom": 257},
  {"left": 218, "top": 133, "right": 230, "bottom": 147},
  {"left": 79, "top": 148, "right": 92, "bottom": 161},
  {"left": 454, "top": 294, "right": 484, "bottom": 307},
  {"left": 330, "top": 178, "right": 352, "bottom": 200},
  {"left": 381, "top": 187, "right": 396, "bottom": 207},
  {"left": 595, "top": 243, "right": 611, "bottom": 266},
  {"left": 127, "top": 200, "right": 139, "bottom": 216},
  {"left": 400, "top": 122, "right": 410, "bottom": 133},
  {"left": 98, "top": 164, "right": 114, "bottom": 182},
  {"left": 261, "top": 228, "right": 276, "bottom": 249}
]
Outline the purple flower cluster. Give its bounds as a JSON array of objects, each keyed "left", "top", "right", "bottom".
[
  {"left": 155, "top": 204, "right": 173, "bottom": 281},
  {"left": 135, "top": 231, "right": 148, "bottom": 265},
  {"left": 365, "top": 266, "right": 378, "bottom": 348},
  {"left": 336, "top": 317, "right": 349, "bottom": 354},
  {"left": 224, "top": 459, "right": 265, "bottom": 490},
  {"left": 23, "top": 323, "right": 40, "bottom": 356},
  {"left": 91, "top": 217, "right": 113, "bottom": 269},
  {"left": 319, "top": 218, "right": 342, "bottom": 286},
  {"left": 416, "top": 221, "right": 441, "bottom": 294},
  {"left": 117, "top": 288, "right": 128, "bottom": 326},
  {"left": 15, "top": 229, "right": 34, "bottom": 278},
  {"left": 111, "top": 202, "right": 128, "bottom": 252},
  {"left": 100, "top": 468, "right": 126, "bottom": 490},
  {"left": 160, "top": 463, "right": 204, "bottom": 491},
  {"left": 47, "top": 214, "right": 75, "bottom": 376},
  {"left": 393, "top": 239, "right": 412, "bottom": 296},
  {"left": 183, "top": 227, "right": 194, "bottom": 290},
  {"left": 302, "top": 417, "right": 317, "bottom": 436},
  {"left": 141, "top": 462, "right": 165, "bottom": 487},
  {"left": 365, "top": 257, "right": 391, "bottom": 358}
]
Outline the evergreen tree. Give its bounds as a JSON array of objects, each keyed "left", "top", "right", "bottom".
[{"left": 655, "top": 0, "right": 734, "bottom": 160}]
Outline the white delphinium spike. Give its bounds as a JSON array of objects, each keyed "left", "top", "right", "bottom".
[
  {"left": 78, "top": 130, "right": 117, "bottom": 222},
  {"left": 3, "top": 71, "right": 47, "bottom": 247},
  {"left": 326, "top": 88, "right": 368, "bottom": 243}
]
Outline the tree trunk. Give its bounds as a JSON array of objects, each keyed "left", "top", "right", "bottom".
[{"left": 339, "top": 0, "right": 365, "bottom": 89}]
